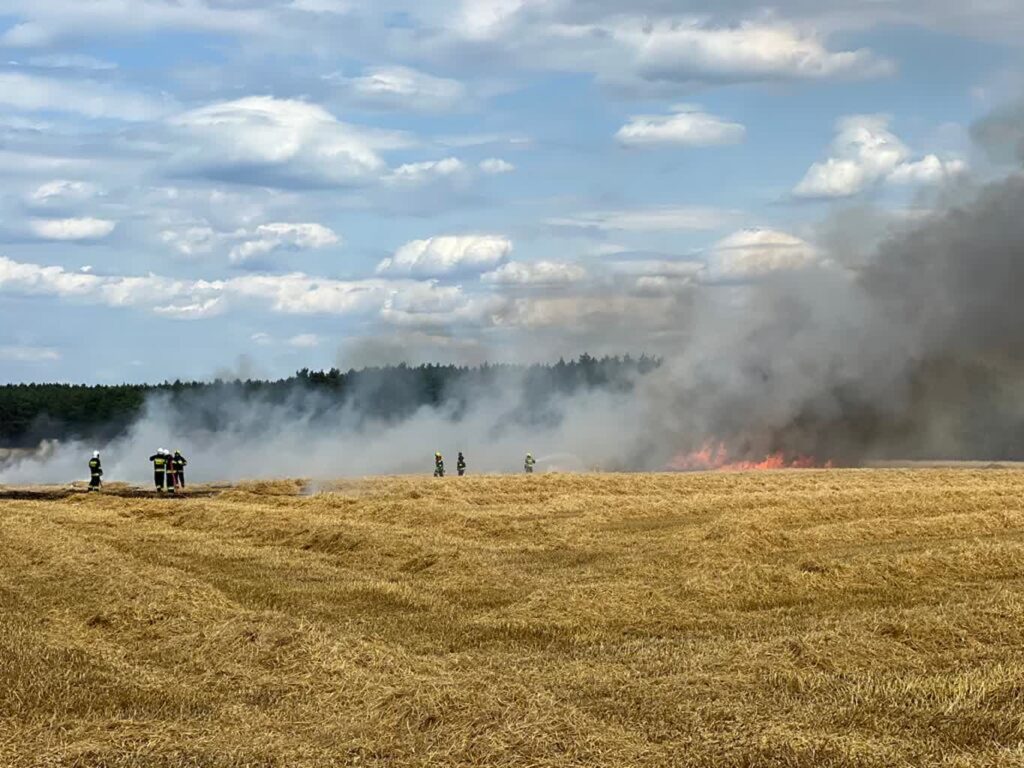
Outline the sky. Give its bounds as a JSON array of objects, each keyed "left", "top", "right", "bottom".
[{"left": 0, "top": 0, "right": 1022, "bottom": 384}]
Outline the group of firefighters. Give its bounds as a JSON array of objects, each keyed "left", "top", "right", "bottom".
[
  {"left": 85, "top": 449, "right": 188, "bottom": 493},
  {"left": 433, "top": 452, "right": 536, "bottom": 477},
  {"left": 150, "top": 449, "right": 188, "bottom": 492},
  {"left": 88, "top": 448, "right": 539, "bottom": 490}
]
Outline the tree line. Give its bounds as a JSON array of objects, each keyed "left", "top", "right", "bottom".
[{"left": 0, "top": 355, "right": 660, "bottom": 447}]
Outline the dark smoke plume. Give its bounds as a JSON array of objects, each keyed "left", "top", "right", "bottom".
[{"left": 637, "top": 169, "right": 1024, "bottom": 466}]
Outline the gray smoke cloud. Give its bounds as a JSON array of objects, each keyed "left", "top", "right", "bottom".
[
  {"left": 0, "top": 376, "right": 645, "bottom": 485},
  {"left": 972, "top": 100, "right": 1024, "bottom": 166},
  {"left": 634, "top": 170, "right": 1024, "bottom": 465}
]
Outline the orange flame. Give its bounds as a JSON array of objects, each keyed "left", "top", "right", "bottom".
[{"left": 668, "top": 442, "right": 834, "bottom": 472}]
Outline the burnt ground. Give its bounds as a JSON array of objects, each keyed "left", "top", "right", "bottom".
[{"left": 0, "top": 483, "right": 228, "bottom": 501}]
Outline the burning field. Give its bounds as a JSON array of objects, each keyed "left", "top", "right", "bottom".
[
  {"left": 3, "top": 469, "right": 1024, "bottom": 767},
  {"left": 668, "top": 442, "right": 836, "bottom": 471}
]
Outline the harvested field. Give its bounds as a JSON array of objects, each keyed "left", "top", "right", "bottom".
[{"left": 2, "top": 470, "right": 1024, "bottom": 767}]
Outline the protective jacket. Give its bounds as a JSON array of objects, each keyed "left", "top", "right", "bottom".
[
  {"left": 172, "top": 452, "right": 188, "bottom": 489},
  {"left": 88, "top": 457, "right": 103, "bottom": 490},
  {"left": 150, "top": 453, "right": 170, "bottom": 491}
]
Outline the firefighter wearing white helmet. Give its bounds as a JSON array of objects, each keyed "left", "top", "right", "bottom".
[
  {"left": 88, "top": 451, "right": 103, "bottom": 492},
  {"left": 524, "top": 453, "right": 536, "bottom": 474},
  {"left": 149, "top": 448, "right": 170, "bottom": 492}
]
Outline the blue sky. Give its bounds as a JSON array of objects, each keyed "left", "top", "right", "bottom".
[{"left": 0, "top": 0, "right": 1022, "bottom": 383}]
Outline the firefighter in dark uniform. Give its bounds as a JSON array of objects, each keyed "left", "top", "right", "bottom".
[
  {"left": 457, "top": 452, "right": 466, "bottom": 476},
  {"left": 172, "top": 450, "right": 188, "bottom": 489},
  {"left": 88, "top": 451, "right": 103, "bottom": 491},
  {"left": 149, "top": 449, "right": 170, "bottom": 492}
]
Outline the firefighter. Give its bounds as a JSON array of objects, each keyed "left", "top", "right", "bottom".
[
  {"left": 524, "top": 453, "right": 536, "bottom": 474},
  {"left": 434, "top": 452, "right": 445, "bottom": 477},
  {"left": 457, "top": 452, "right": 466, "bottom": 477},
  {"left": 149, "top": 448, "right": 170, "bottom": 492},
  {"left": 172, "top": 450, "right": 188, "bottom": 490},
  {"left": 88, "top": 451, "right": 103, "bottom": 491}
]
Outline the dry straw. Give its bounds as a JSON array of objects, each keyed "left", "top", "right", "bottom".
[{"left": 2, "top": 470, "right": 1024, "bottom": 766}]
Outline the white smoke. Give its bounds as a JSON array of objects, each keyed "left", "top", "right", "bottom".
[{"left": 0, "top": 383, "right": 645, "bottom": 485}]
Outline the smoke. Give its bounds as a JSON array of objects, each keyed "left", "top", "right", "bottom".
[
  {"left": 635, "top": 170, "right": 1024, "bottom": 465},
  {"left": 971, "top": 99, "right": 1024, "bottom": 166},
  {"left": 0, "top": 373, "right": 645, "bottom": 484}
]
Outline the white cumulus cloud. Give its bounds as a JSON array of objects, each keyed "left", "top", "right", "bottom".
[
  {"left": 616, "top": 106, "right": 746, "bottom": 147},
  {"left": 384, "top": 157, "right": 467, "bottom": 186},
  {"left": 30, "top": 179, "right": 101, "bottom": 204},
  {"left": 0, "top": 255, "right": 398, "bottom": 319},
  {"left": 709, "top": 228, "right": 819, "bottom": 278},
  {"left": 161, "top": 226, "right": 219, "bottom": 259},
  {"left": 482, "top": 260, "right": 585, "bottom": 285},
  {"left": 377, "top": 235, "right": 513, "bottom": 276},
  {"left": 229, "top": 222, "right": 340, "bottom": 265},
  {"left": 381, "top": 282, "right": 503, "bottom": 329},
  {"left": 152, "top": 297, "right": 225, "bottom": 319},
  {"left": 607, "top": 259, "right": 706, "bottom": 295},
  {"left": 226, "top": 273, "right": 388, "bottom": 315},
  {"left": 435, "top": 8, "right": 893, "bottom": 95},
  {"left": 30, "top": 217, "right": 116, "bottom": 241},
  {"left": 480, "top": 157, "right": 516, "bottom": 174},
  {"left": 887, "top": 155, "right": 968, "bottom": 185},
  {"left": 617, "top": 21, "right": 893, "bottom": 85},
  {"left": 170, "top": 96, "right": 398, "bottom": 188},
  {"left": 794, "top": 115, "right": 968, "bottom": 198},
  {"left": 0, "top": 255, "right": 104, "bottom": 295}
]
